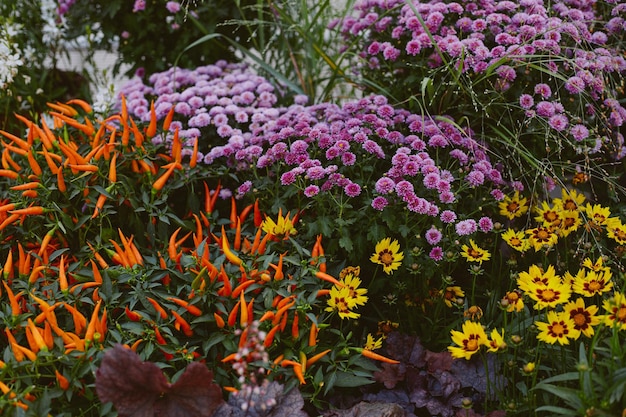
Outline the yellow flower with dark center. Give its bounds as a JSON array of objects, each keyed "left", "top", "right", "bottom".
[
  {"left": 460, "top": 239, "right": 491, "bottom": 264},
  {"left": 325, "top": 286, "right": 359, "bottom": 319},
  {"left": 583, "top": 203, "right": 611, "bottom": 229},
  {"left": 526, "top": 226, "right": 558, "bottom": 251},
  {"left": 572, "top": 269, "right": 614, "bottom": 297},
  {"left": 606, "top": 217, "right": 626, "bottom": 245},
  {"left": 517, "top": 264, "right": 559, "bottom": 293},
  {"left": 341, "top": 273, "right": 368, "bottom": 306},
  {"left": 261, "top": 209, "right": 297, "bottom": 240},
  {"left": 464, "top": 305, "right": 483, "bottom": 321},
  {"left": 552, "top": 188, "right": 585, "bottom": 212},
  {"left": 501, "top": 228, "right": 530, "bottom": 252},
  {"left": 501, "top": 290, "right": 524, "bottom": 313},
  {"left": 582, "top": 257, "right": 610, "bottom": 272},
  {"left": 556, "top": 209, "right": 581, "bottom": 237},
  {"left": 518, "top": 267, "right": 570, "bottom": 310},
  {"left": 448, "top": 321, "right": 488, "bottom": 360},
  {"left": 536, "top": 311, "right": 579, "bottom": 345},
  {"left": 370, "top": 237, "right": 404, "bottom": 274},
  {"left": 534, "top": 201, "right": 562, "bottom": 229},
  {"left": 486, "top": 328, "right": 506, "bottom": 352},
  {"left": 441, "top": 286, "right": 465, "bottom": 308},
  {"left": 364, "top": 333, "right": 383, "bottom": 351},
  {"left": 602, "top": 292, "right": 626, "bottom": 330},
  {"left": 377, "top": 320, "right": 399, "bottom": 337},
  {"left": 498, "top": 191, "right": 529, "bottom": 220},
  {"left": 339, "top": 265, "right": 360, "bottom": 279},
  {"left": 563, "top": 297, "right": 600, "bottom": 338}
]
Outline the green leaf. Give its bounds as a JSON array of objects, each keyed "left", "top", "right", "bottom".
[
  {"left": 333, "top": 370, "right": 374, "bottom": 387},
  {"left": 534, "top": 405, "right": 580, "bottom": 416}
]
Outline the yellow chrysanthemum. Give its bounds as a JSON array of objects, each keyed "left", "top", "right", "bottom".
[
  {"left": 448, "top": 320, "right": 488, "bottom": 360},
  {"left": 536, "top": 310, "right": 579, "bottom": 345},
  {"left": 370, "top": 237, "right": 404, "bottom": 274},
  {"left": 602, "top": 292, "right": 626, "bottom": 331},
  {"left": 486, "top": 328, "right": 507, "bottom": 353},
  {"left": 501, "top": 228, "right": 530, "bottom": 252},
  {"left": 498, "top": 191, "right": 529, "bottom": 220},
  {"left": 526, "top": 226, "right": 558, "bottom": 251},
  {"left": 364, "top": 334, "right": 383, "bottom": 351},
  {"left": 572, "top": 269, "right": 614, "bottom": 297},
  {"left": 460, "top": 239, "right": 491, "bottom": 264},
  {"left": 261, "top": 209, "right": 297, "bottom": 240},
  {"left": 325, "top": 286, "right": 359, "bottom": 319},
  {"left": 563, "top": 297, "right": 600, "bottom": 338}
]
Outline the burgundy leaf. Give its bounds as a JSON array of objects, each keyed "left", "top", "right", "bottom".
[
  {"left": 424, "top": 350, "right": 453, "bottom": 373},
  {"left": 374, "top": 362, "right": 407, "bottom": 389},
  {"left": 96, "top": 345, "right": 224, "bottom": 417},
  {"left": 155, "top": 362, "right": 223, "bottom": 417},
  {"left": 96, "top": 344, "right": 169, "bottom": 417}
]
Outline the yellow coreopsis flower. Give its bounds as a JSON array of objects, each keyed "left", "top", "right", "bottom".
[
  {"left": 517, "top": 264, "right": 560, "bottom": 293},
  {"left": 325, "top": 286, "right": 359, "bottom": 320},
  {"left": 364, "top": 333, "right": 383, "bottom": 351},
  {"left": 583, "top": 203, "right": 611, "bottom": 229},
  {"left": 498, "top": 191, "right": 529, "bottom": 220},
  {"left": 534, "top": 201, "right": 562, "bottom": 229},
  {"left": 563, "top": 297, "right": 600, "bottom": 338},
  {"left": 448, "top": 320, "right": 488, "bottom": 360},
  {"left": 552, "top": 188, "right": 585, "bottom": 212},
  {"left": 501, "top": 290, "right": 524, "bottom": 313},
  {"left": 442, "top": 286, "right": 465, "bottom": 308},
  {"left": 582, "top": 257, "right": 610, "bottom": 273},
  {"left": 261, "top": 209, "right": 297, "bottom": 240},
  {"left": 572, "top": 269, "right": 614, "bottom": 297},
  {"left": 341, "top": 273, "right": 368, "bottom": 306},
  {"left": 526, "top": 226, "right": 558, "bottom": 251},
  {"left": 486, "top": 328, "right": 507, "bottom": 353},
  {"left": 536, "top": 310, "right": 579, "bottom": 345},
  {"left": 605, "top": 217, "right": 626, "bottom": 245},
  {"left": 556, "top": 209, "right": 581, "bottom": 237},
  {"left": 501, "top": 228, "right": 530, "bottom": 252},
  {"left": 370, "top": 237, "right": 404, "bottom": 274},
  {"left": 460, "top": 239, "right": 491, "bottom": 264},
  {"left": 601, "top": 292, "right": 626, "bottom": 331}
]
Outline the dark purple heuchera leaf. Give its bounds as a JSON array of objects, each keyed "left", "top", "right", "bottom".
[
  {"left": 96, "top": 345, "right": 223, "bottom": 417},
  {"left": 374, "top": 362, "right": 407, "bottom": 389}
]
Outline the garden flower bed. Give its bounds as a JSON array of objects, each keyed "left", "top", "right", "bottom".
[{"left": 1, "top": 0, "right": 626, "bottom": 416}]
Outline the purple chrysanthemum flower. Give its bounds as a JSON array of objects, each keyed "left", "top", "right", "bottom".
[
  {"left": 565, "top": 76, "right": 586, "bottom": 94},
  {"left": 570, "top": 124, "right": 589, "bottom": 141},
  {"left": 536, "top": 101, "right": 556, "bottom": 117},
  {"left": 237, "top": 180, "right": 252, "bottom": 196},
  {"left": 429, "top": 247, "right": 444, "bottom": 261},
  {"left": 440, "top": 210, "right": 457, "bottom": 223},
  {"left": 375, "top": 177, "right": 395, "bottom": 194},
  {"left": 519, "top": 94, "right": 534, "bottom": 109},
  {"left": 425, "top": 226, "right": 443, "bottom": 245},
  {"left": 280, "top": 171, "right": 298, "bottom": 185},
  {"left": 371, "top": 196, "right": 388, "bottom": 210},
  {"left": 534, "top": 83, "right": 552, "bottom": 98},
  {"left": 344, "top": 182, "right": 362, "bottom": 197},
  {"left": 548, "top": 114, "right": 569, "bottom": 131},
  {"left": 304, "top": 185, "right": 320, "bottom": 197},
  {"left": 478, "top": 216, "right": 494, "bottom": 232},
  {"left": 166, "top": 1, "right": 180, "bottom": 13},
  {"left": 466, "top": 170, "right": 485, "bottom": 186},
  {"left": 455, "top": 219, "right": 477, "bottom": 236}
]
